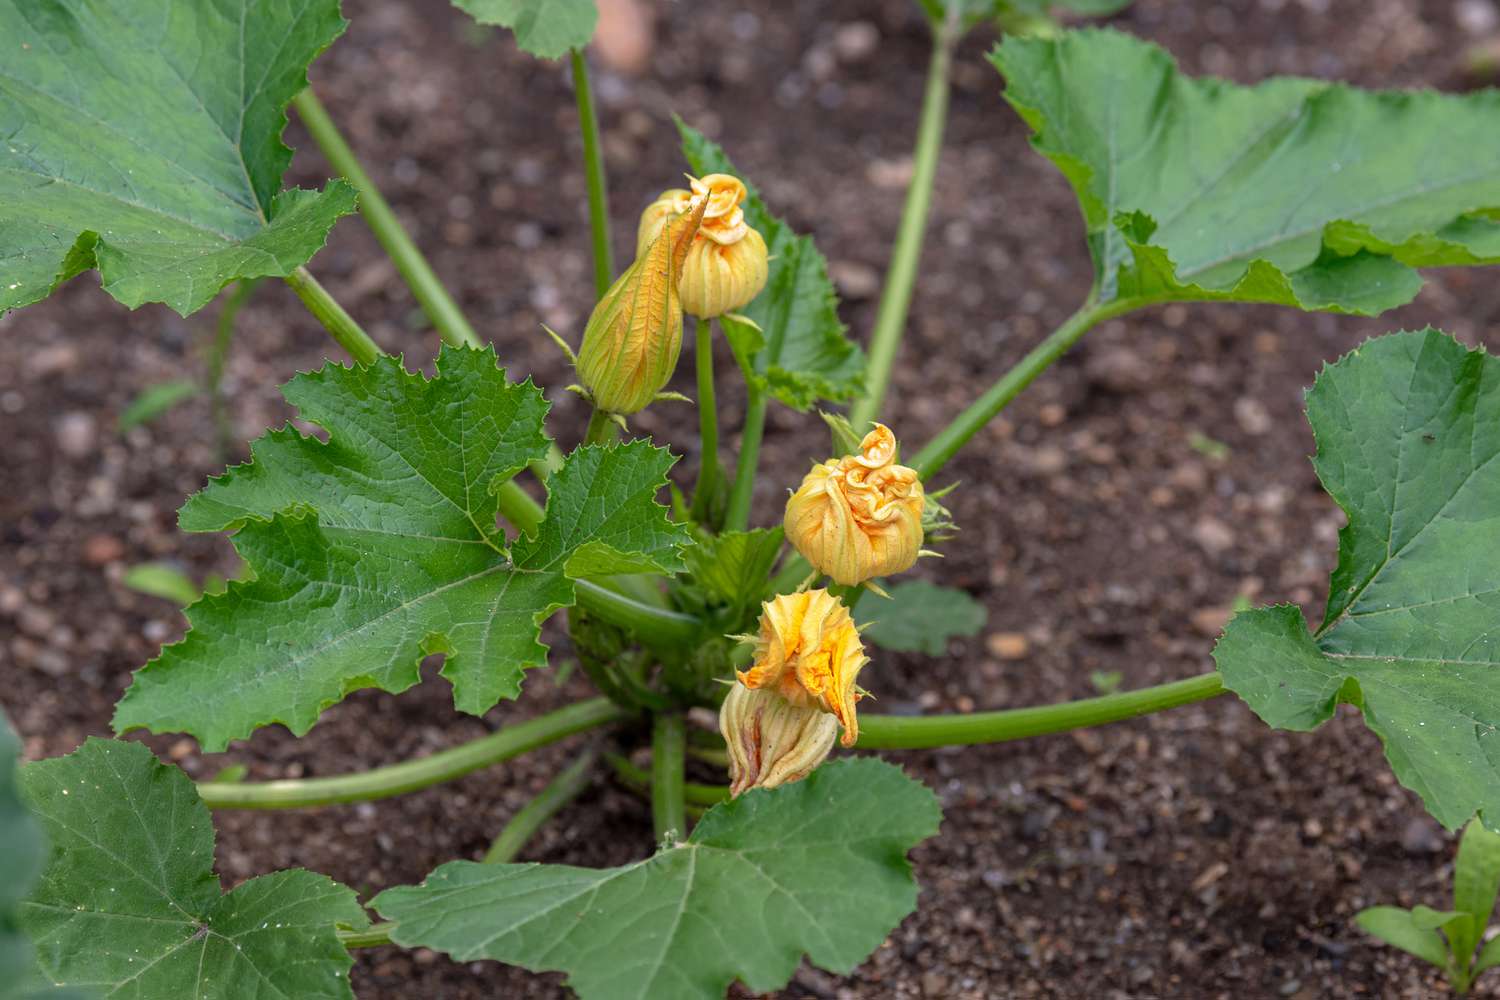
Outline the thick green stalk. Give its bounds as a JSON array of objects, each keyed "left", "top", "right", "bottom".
[
  {"left": 848, "top": 29, "right": 954, "bottom": 431},
  {"left": 651, "top": 713, "right": 688, "bottom": 840},
  {"left": 571, "top": 50, "right": 614, "bottom": 299},
  {"left": 584, "top": 408, "right": 619, "bottom": 447},
  {"left": 690, "top": 317, "right": 719, "bottom": 523},
  {"left": 854, "top": 672, "right": 1225, "bottom": 749},
  {"left": 724, "top": 388, "right": 768, "bottom": 532},
  {"left": 484, "top": 750, "right": 597, "bottom": 863},
  {"left": 197, "top": 699, "right": 629, "bottom": 809},
  {"left": 293, "top": 88, "right": 482, "bottom": 350},
  {"left": 283, "top": 267, "right": 382, "bottom": 366},
  {"left": 910, "top": 298, "right": 1138, "bottom": 480},
  {"left": 604, "top": 752, "right": 730, "bottom": 807}
]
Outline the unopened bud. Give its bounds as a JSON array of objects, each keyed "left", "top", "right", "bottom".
[
  {"left": 720, "top": 682, "right": 839, "bottom": 796},
  {"left": 637, "top": 173, "right": 768, "bottom": 319}
]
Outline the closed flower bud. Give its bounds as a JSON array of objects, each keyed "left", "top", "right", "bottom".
[
  {"left": 637, "top": 173, "right": 768, "bottom": 319},
  {"left": 784, "top": 423, "right": 925, "bottom": 586},
  {"left": 576, "top": 195, "right": 707, "bottom": 414},
  {"left": 737, "top": 589, "right": 869, "bottom": 747},
  {"left": 719, "top": 683, "right": 839, "bottom": 796}
]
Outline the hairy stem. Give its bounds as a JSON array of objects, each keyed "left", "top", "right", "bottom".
[
  {"left": 724, "top": 388, "right": 768, "bottom": 532},
  {"left": 690, "top": 318, "right": 720, "bottom": 523},
  {"left": 294, "top": 88, "right": 482, "bottom": 351},
  {"left": 484, "top": 750, "right": 597, "bottom": 863},
  {"left": 283, "top": 267, "right": 382, "bottom": 367},
  {"left": 848, "top": 28, "right": 954, "bottom": 431},
  {"left": 197, "top": 699, "right": 629, "bottom": 809},
  {"left": 855, "top": 672, "right": 1225, "bottom": 749},
  {"left": 571, "top": 50, "right": 615, "bottom": 299},
  {"left": 651, "top": 713, "right": 688, "bottom": 840},
  {"left": 910, "top": 298, "right": 1137, "bottom": 480}
]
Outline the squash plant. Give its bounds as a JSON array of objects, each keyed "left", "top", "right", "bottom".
[{"left": 5, "top": 0, "right": 1500, "bottom": 997}]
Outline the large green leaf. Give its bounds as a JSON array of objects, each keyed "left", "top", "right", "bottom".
[
  {"left": 678, "top": 122, "right": 865, "bottom": 410},
  {"left": 0, "top": 0, "right": 356, "bottom": 318},
  {"left": 855, "top": 580, "right": 987, "bottom": 655},
  {"left": 1215, "top": 329, "right": 1500, "bottom": 831},
  {"left": 371, "top": 758, "right": 940, "bottom": 1000},
  {"left": 1, "top": 713, "right": 46, "bottom": 997},
  {"left": 450, "top": 0, "right": 597, "bottom": 59},
  {"left": 992, "top": 31, "right": 1500, "bottom": 315},
  {"left": 19, "top": 739, "right": 366, "bottom": 999},
  {"left": 113, "top": 345, "right": 690, "bottom": 750}
]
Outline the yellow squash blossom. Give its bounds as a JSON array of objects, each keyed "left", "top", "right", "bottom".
[
  {"left": 719, "top": 683, "right": 839, "bottom": 796},
  {"left": 736, "top": 588, "right": 869, "bottom": 747},
  {"left": 637, "top": 173, "right": 768, "bottom": 319},
  {"left": 783, "top": 423, "right": 925, "bottom": 586},
  {"left": 575, "top": 194, "right": 707, "bottom": 415}
]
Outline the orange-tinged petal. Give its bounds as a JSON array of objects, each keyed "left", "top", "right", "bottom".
[{"left": 738, "top": 589, "right": 869, "bottom": 746}]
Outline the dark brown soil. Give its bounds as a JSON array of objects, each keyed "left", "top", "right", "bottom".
[{"left": 5, "top": 0, "right": 1500, "bottom": 996}]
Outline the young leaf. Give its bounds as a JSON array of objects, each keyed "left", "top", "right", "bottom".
[
  {"left": 992, "top": 31, "right": 1500, "bottom": 316},
  {"left": 113, "top": 346, "right": 690, "bottom": 750},
  {"left": 855, "top": 580, "right": 987, "bottom": 655},
  {"left": 1454, "top": 821, "right": 1500, "bottom": 963},
  {"left": 1475, "top": 933, "right": 1500, "bottom": 976},
  {"left": 120, "top": 563, "right": 202, "bottom": 607},
  {"left": 1214, "top": 329, "right": 1500, "bottom": 832},
  {"left": 1, "top": 712, "right": 46, "bottom": 993},
  {"left": 0, "top": 0, "right": 357, "bottom": 318},
  {"left": 678, "top": 123, "right": 865, "bottom": 410},
  {"left": 682, "top": 527, "right": 784, "bottom": 615},
  {"left": 1355, "top": 907, "right": 1451, "bottom": 969},
  {"left": 371, "top": 758, "right": 941, "bottom": 1000},
  {"left": 18, "top": 738, "right": 367, "bottom": 998},
  {"left": 450, "top": 0, "right": 598, "bottom": 60},
  {"left": 117, "top": 380, "right": 200, "bottom": 431}
]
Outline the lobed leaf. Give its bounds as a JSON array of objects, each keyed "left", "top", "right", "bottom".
[
  {"left": 450, "top": 0, "right": 597, "bottom": 60},
  {"left": 678, "top": 123, "right": 865, "bottom": 410},
  {"left": 18, "top": 739, "right": 366, "bottom": 999},
  {"left": 1215, "top": 329, "right": 1500, "bottom": 831},
  {"left": 114, "top": 346, "right": 690, "bottom": 750},
  {"left": 371, "top": 758, "right": 941, "bottom": 1000},
  {"left": 855, "top": 580, "right": 987, "bottom": 655},
  {"left": 992, "top": 30, "right": 1500, "bottom": 315},
  {"left": 0, "top": 0, "right": 356, "bottom": 317}
]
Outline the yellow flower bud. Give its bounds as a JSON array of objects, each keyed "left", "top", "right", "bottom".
[
  {"left": 575, "top": 194, "right": 707, "bottom": 415},
  {"left": 783, "top": 424, "right": 925, "bottom": 586},
  {"left": 636, "top": 173, "right": 768, "bottom": 319},
  {"left": 719, "top": 682, "right": 839, "bottom": 796},
  {"left": 737, "top": 589, "right": 869, "bottom": 747}
]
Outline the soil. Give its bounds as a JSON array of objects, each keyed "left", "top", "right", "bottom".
[{"left": 5, "top": 0, "right": 1500, "bottom": 996}]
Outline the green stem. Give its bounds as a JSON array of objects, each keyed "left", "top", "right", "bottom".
[
  {"left": 283, "top": 267, "right": 382, "bottom": 367},
  {"left": 854, "top": 672, "right": 1225, "bottom": 749},
  {"left": 651, "top": 713, "right": 688, "bottom": 840},
  {"left": 584, "top": 408, "right": 618, "bottom": 447},
  {"left": 577, "top": 582, "right": 701, "bottom": 648},
  {"left": 571, "top": 50, "right": 614, "bottom": 299},
  {"left": 484, "top": 750, "right": 597, "bottom": 863},
  {"left": 207, "top": 278, "right": 260, "bottom": 459},
  {"left": 338, "top": 923, "right": 396, "bottom": 949},
  {"left": 690, "top": 317, "right": 719, "bottom": 523},
  {"left": 910, "top": 298, "right": 1136, "bottom": 480},
  {"left": 604, "top": 752, "right": 730, "bottom": 807},
  {"left": 848, "top": 28, "right": 954, "bottom": 431},
  {"left": 293, "top": 88, "right": 482, "bottom": 351},
  {"left": 724, "top": 388, "right": 768, "bottom": 532},
  {"left": 197, "top": 699, "right": 629, "bottom": 809}
]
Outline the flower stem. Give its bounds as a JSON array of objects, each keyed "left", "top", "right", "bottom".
[
  {"left": 484, "top": 750, "right": 597, "bottom": 863},
  {"left": 584, "top": 408, "right": 619, "bottom": 447},
  {"left": 848, "top": 28, "right": 954, "bottom": 431},
  {"left": 910, "top": 298, "right": 1141, "bottom": 480},
  {"left": 690, "top": 317, "right": 719, "bottom": 524},
  {"left": 854, "top": 672, "right": 1225, "bottom": 749},
  {"left": 283, "top": 266, "right": 382, "bottom": 367},
  {"left": 651, "top": 713, "right": 688, "bottom": 840},
  {"left": 293, "top": 88, "right": 482, "bottom": 351},
  {"left": 196, "top": 699, "right": 630, "bottom": 809},
  {"left": 571, "top": 49, "right": 614, "bottom": 299},
  {"left": 724, "top": 388, "right": 768, "bottom": 532}
]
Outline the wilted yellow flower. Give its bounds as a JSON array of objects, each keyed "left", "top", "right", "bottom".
[
  {"left": 784, "top": 424, "right": 925, "bottom": 586},
  {"left": 637, "top": 173, "right": 768, "bottom": 319},
  {"left": 719, "top": 683, "right": 839, "bottom": 796},
  {"left": 737, "top": 589, "right": 869, "bottom": 747},
  {"left": 575, "top": 195, "right": 707, "bottom": 415}
]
